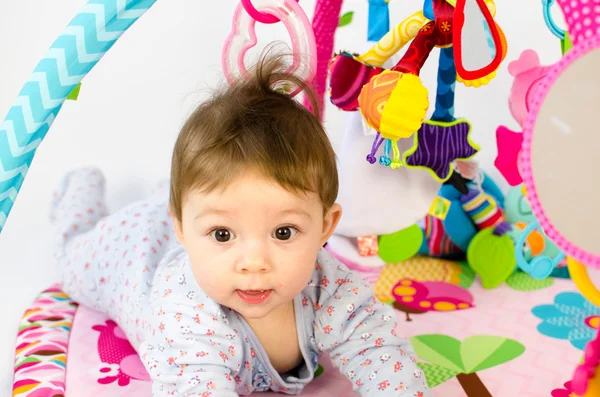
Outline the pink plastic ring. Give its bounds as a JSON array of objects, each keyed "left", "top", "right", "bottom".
[{"left": 241, "top": 0, "right": 299, "bottom": 24}]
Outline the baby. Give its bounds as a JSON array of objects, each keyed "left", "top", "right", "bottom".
[{"left": 50, "top": 53, "right": 431, "bottom": 396}]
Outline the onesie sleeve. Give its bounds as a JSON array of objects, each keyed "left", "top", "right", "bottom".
[
  {"left": 314, "top": 270, "right": 432, "bottom": 396},
  {"left": 140, "top": 300, "right": 244, "bottom": 397}
]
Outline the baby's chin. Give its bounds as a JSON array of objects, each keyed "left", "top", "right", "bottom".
[
  {"left": 236, "top": 305, "right": 276, "bottom": 320},
  {"left": 229, "top": 292, "right": 295, "bottom": 321},
  {"left": 227, "top": 301, "right": 279, "bottom": 322}
]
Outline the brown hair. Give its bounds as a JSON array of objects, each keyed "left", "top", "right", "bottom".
[{"left": 169, "top": 51, "right": 339, "bottom": 221}]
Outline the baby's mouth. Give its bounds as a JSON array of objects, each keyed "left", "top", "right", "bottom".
[{"left": 236, "top": 289, "right": 272, "bottom": 304}]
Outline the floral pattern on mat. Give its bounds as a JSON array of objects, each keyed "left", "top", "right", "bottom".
[
  {"left": 532, "top": 291, "right": 600, "bottom": 350},
  {"left": 551, "top": 381, "right": 575, "bottom": 397}
]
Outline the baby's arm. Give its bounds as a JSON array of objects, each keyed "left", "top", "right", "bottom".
[
  {"left": 140, "top": 301, "right": 244, "bottom": 397},
  {"left": 314, "top": 271, "right": 431, "bottom": 396}
]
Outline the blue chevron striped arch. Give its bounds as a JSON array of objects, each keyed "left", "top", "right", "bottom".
[{"left": 0, "top": 0, "right": 157, "bottom": 233}]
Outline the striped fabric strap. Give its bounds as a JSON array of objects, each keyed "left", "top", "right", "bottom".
[{"left": 461, "top": 189, "right": 504, "bottom": 230}]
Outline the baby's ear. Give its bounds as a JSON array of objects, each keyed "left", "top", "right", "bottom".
[
  {"left": 321, "top": 203, "right": 343, "bottom": 246},
  {"left": 169, "top": 207, "right": 185, "bottom": 246}
]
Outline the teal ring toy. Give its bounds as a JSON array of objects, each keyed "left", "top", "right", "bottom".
[
  {"left": 515, "top": 220, "right": 566, "bottom": 279},
  {"left": 542, "top": 0, "right": 566, "bottom": 40}
]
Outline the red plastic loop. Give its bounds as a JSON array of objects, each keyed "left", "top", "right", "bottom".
[{"left": 241, "top": 0, "right": 300, "bottom": 24}]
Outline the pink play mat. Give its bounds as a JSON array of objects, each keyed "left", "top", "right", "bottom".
[
  {"left": 11, "top": 286, "right": 355, "bottom": 397},
  {"left": 12, "top": 257, "right": 595, "bottom": 396}
]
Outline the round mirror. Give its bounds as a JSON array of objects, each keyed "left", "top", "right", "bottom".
[{"left": 523, "top": 39, "right": 600, "bottom": 266}]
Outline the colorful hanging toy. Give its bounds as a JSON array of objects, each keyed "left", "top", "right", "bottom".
[{"left": 329, "top": 0, "right": 507, "bottom": 182}]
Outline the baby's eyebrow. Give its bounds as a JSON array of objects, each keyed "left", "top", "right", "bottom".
[
  {"left": 278, "top": 209, "right": 312, "bottom": 219},
  {"left": 194, "top": 207, "right": 312, "bottom": 220},
  {"left": 194, "top": 207, "right": 231, "bottom": 220}
]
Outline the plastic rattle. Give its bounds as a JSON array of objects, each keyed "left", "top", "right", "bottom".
[
  {"left": 222, "top": 0, "right": 317, "bottom": 97},
  {"left": 520, "top": 0, "right": 600, "bottom": 394},
  {"left": 514, "top": 221, "right": 566, "bottom": 279}
]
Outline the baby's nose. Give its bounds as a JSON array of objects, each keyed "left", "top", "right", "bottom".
[
  {"left": 238, "top": 260, "right": 270, "bottom": 273},
  {"left": 236, "top": 242, "right": 271, "bottom": 273}
]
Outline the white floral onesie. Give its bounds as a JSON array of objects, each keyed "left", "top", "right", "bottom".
[{"left": 51, "top": 167, "right": 431, "bottom": 397}]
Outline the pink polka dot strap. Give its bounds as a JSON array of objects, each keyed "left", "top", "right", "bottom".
[{"left": 557, "top": 0, "right": 600, "bottom": 44}]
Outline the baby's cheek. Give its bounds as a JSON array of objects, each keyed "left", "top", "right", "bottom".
[
  {"left": 188, "top": 255, "right": 226, "bottom": 293},
  {"left": 281, "top": 262, "right": 314, "bottom": 295},
  {"left": 193, "top": 268, "right": 232, "bottom": 306}
]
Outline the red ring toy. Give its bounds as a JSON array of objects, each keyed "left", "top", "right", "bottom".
[{"left": 241, "top": 0, "right": 300, "bottom": 24}]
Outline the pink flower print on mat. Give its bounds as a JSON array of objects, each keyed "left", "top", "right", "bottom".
[
  {"left": 585, "top": 315, "right": 600, "bottom": 330},
  {"left": 391, "top": 279, "right": 474, "bottom": 322},
  {"left": 92, "top": 320, "right": 150, "bottom": 386},
  {"left": 551, "top": 381, "right": 575, "bottom": 397}
]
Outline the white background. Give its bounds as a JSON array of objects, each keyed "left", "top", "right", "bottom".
[{"left": 0, "top": 0, "right": 566, "bottom": 393}]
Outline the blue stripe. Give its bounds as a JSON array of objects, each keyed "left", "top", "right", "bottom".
[{"left": 368, "top": 0, "right": 390, "bottom": 42}]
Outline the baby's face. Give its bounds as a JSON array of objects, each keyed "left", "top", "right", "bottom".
[{"left": 173, "top": 168, "right": 341, "bottom": 321}]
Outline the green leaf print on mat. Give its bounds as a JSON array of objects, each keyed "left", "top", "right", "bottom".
[
  {"left": 411, "top": 334, "right": 525, "bottom": 396},
  {"left": 417, "top": 362, "right": 459, "bottom": 387},
  {"left": 457, "top": 261, "right": 475, "bottom": 289},
  {"left": 506, "top": 271, "right": 554, "bottom": 291}
]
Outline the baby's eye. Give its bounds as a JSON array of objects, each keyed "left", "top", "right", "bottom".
[
  {"left": 210, "top": 229, "right": 235, "bottom": 243},
  {"left": 273, "top": 226, "right": 298, "bottom": 241}
]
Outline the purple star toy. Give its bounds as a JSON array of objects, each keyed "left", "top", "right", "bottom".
[{"left": 403, "top": 118, "right": 480, "bottom": 181}]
